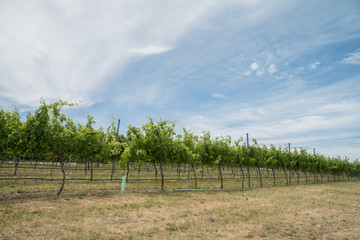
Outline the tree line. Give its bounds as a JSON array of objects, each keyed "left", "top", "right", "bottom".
[{"left": 1, "top": 100, "right": 359, "bottom": 194}]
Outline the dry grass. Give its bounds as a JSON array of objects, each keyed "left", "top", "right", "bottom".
[{"left": 1, "top": 181, "right": 359, "bottom": 239}]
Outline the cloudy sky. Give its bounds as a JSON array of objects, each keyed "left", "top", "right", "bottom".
[{"left": 1, "top": 0, "right": 359, "bottom": 160}]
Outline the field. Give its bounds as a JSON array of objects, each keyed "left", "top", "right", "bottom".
[{"left": 1, "top": 167, "right": 360, "bottom": 240}]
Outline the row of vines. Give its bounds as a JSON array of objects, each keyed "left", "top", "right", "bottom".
[{"left": 1, "top": 101, "right": 359, "bottom": 195}]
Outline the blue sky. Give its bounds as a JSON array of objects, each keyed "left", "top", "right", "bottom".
[{"left": 1, "top": 0, "right": 359, "bottom": 160}]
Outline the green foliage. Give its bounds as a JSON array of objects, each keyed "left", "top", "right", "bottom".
[{"left": 0, "top": 101, "right": 359, "bottom": 179}]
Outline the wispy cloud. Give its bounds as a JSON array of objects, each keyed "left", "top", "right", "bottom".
[
  {"left": 127, "top": 45, "right": 171, "bottom": 55},
  {"left": 256, "top": 70, "right": 264, "bottom": 76},
  {"left": 211, "top": 93, "right": 225, "bottom": 99},
  {"left": 0, "top": 0, "right": 229, "bottom": 107},
  {"left": 341, "top": 49, "right": 360, "bottom": 65},
  {"left": 250, "top": 62, "right": 259, "bottom": 70},
  {"left": 309, "top": 62, "right": 320, "bottom": 69},
  {"left": 181, "top": 76, "right": 360, "bottom": 159},
  {"left": 267, "top": 64, "right": 277, "bottom": 74}
]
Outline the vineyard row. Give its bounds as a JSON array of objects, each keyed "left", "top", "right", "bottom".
[{"left": 1, "top": 100, "right": 359, "bottom": 194}]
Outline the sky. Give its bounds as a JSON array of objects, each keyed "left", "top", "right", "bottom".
[{"left": 1, "top": 0, "right": 359, "bottom": 160}]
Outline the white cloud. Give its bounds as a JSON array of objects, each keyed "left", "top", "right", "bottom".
[
  {"left": 250, "top": 62, "right": 259, "bottom": 70},
  {"left": 212, "top": 93, "right": 225, "bottom": 98},
  {"left": 181, "top": 76, "right": 360, "bottom": 160},
  {"left": 0, "top": 0, "right": 230, "bottom": 107},
  {"left": 224, "top": 107, "right": 263, "bottom": 121},
  {"left": 341, "top": 49, "right": 360, "bottom": 65},
  {"left": 267, "top": 64, "right": 277, "bottom": 74},
  {"left": 127, "top": 45, "right": 171, "bottom": 55},
  {"left": 115, "top": 82, "right": 164, "bottom": 106},
  {"left": 248, "top": 61, "right": 265, "bottom": 76},
  {"left": 309, "top": 61, "right": 320, "bottom": 69},
  {"left": 256, "top": 70, "right": 264, "bottom": 76}
]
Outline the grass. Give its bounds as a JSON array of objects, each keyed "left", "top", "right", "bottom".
[
  {"left": 1, "top": 181, "right": 360, "bottom": 239},
  {"left": 1, "top": 161, "right": 359, "bottom": 239}
]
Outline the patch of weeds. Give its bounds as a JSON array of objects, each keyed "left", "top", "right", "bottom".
[
  {"left": 89, "top": 229, "right": 102, "bottom": 239},
  {"left": 31, "top": 209, "right": 44, "bottom": 215},
  {"left": 143, "top": 199, "right": 156, "bottom": 209},
  {"left": 263, "top": 223, "right": 280, "bottom": 234},
  {"left": 124, "top": 203, "right": 141, "bottom": 211},
  {"left": 179, "top": 220, "right": 191, "bottom": 231},
  {"left": 87, "top": 205, "right": 105, "bottom": 215},
  {"left": 46, "top": 210, "right": 60, "bottom": 219},
  {"left": 179, "top": 212, "right": 189, "bottom": 218},
  {"left": 105, "top": 205, "right": 118, "bottom": 211},
  {"left": 2, "top": 209, "right": 24, "bottom": 221},
  {"left": 33, "top": 220, "right": 44, "bottom": 228},
  {"left": 166, "top": 222, "right": 178, "bottom": 232},
  {"left": 45, "top": 192, "right": 54, "bottom": 198},
  {"left": 233, "top": 209, "right": 261, "bottom": 222},
  {"left": 2, "top": 208, "right": 14, "bottom": 215},
  {"left": 142, "top": 227, "right": 159, "bottom": 238},
  {"left": 246, "top": 232, "right": 255, "bottom": 238}
]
